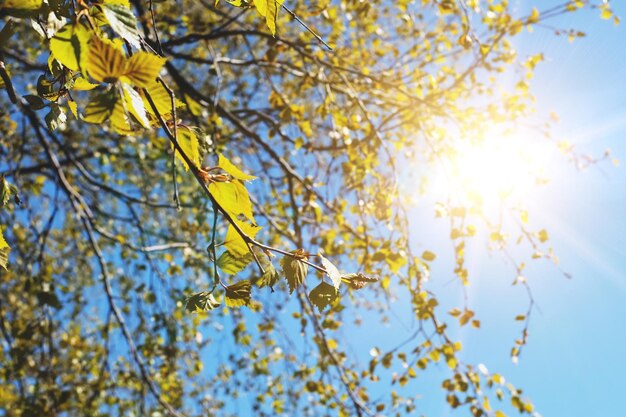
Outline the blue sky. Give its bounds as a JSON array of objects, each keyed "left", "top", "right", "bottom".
[
  {"left": 335, "top": 3, "right": 626, "bottom": 416},
  {"left": 193, "top": 3, "right": 626, "bottom": 416},
  {"left": 423, "top": 3, "right": 626, "bottom": 416}
]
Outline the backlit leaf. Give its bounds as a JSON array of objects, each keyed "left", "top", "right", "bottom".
[
  {"left": 122, "top": 52, "right": 166, "bottom": 88},
  {"left": 309, "top": 281, "right": 338, "bottom": 312},
  {"left": 122, "top": 83, "right": 150, "bottom": 128},
  {"left": 209, "top": 180, "right": 254, "bottom": 222},
  {"left": 87, "top": 37, "right": 126, "bottom": 83},
  {"left": 218, "top": 153, "right": 256, "bottom": 181},
  {"left": 101, "top": 1, "right": 141, "bottom": 48},
  {"left": 110, "top": 97, "right": 134, "bottom": 135},
  {"left": 67, "top": 100, "right": 78, "bottom": 119},
  {"left": 225, "top": 280, "right": 252, "bottom": 307},
  {"left": 224, "top": 221, "right": 261, "bottom": 257},
  {"left": 1, "top": 0, "right": 42, "bottom": 9},
  {"left": 173, "top": 125, "right": 201, "bottom": 171},
  {"left": 257, "top": 260, "right": 280, "bottom": 289},
  {"left": 341, "top": 273, "right": 378, "bottom": 290},
  {"left": 142, "top": 81, "right": 183, "bottom": 117},
  {"left": 185, "top": 292, "right": 220, "bottom": 312},
  {"left": 83, "top": 90, "right": 117, "bottom": 124},
  {"left": 0, "top": 229, "right": 10, "bottom": 270},
  {"left": 281, "top": 250, "right": 308, "bottom": 294},
  {"left": 319, "top": 253, "right": 341, "bottom": 289},
  {"left": 217, "top": 250, "right": 253, "bottom": 275},
  {"left": 71, "top": 77, "right": 99, "bottom": 91},
  {"left": 50, "top": 23, "right": 90, "bottom": 72},
  {"left": 253, "top": 0, "right": 283, "bottom": 35}
]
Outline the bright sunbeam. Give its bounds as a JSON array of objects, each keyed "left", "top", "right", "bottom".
[{"left": 443, "top": 128, "right": 552, "bottom": 208}]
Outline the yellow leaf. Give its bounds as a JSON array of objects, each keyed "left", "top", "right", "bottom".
[
  {"left": 253, "top": 0, "right": 283, "bottom": 35},
  {"left": 67, "top": 100, "right": 78, "bottom": 119},
  {"left": 87, "top": 37, "right": 126, "bottom": 83},
  {"left": 172, "top": 125, "right": 201, "bottom": 171},
  {"left": 528, "top": 7, "right": 539, "bottom": 24},
  {"left": 1, "top": 0, "right": 42, "bottom": 10},
  {"left": 103, "top": 0, "right": 130, "bottom": 6},
  {"left": 110, "top": 98, "right": 134, "bottom": 135},
  {"left": 50, "top": 23, "right": 91, "bottom": 72},
  {"left": 495, "top": 411, "right": 507, "bottom": 417},
  {"left": 600, "top": 7, "right": 612, "bottom": 20},
  {"left": 122, "top": 83, "right": 150, "bottom": 128},
  {"left": 72, "top": 77, "right": 99, "bottom": 91},
  {"left": 0, "top": 229, "right": 8, "bottom": 250},
  {"left": 209, "top": 181, "right": 254, "bottom": 222},
  {"left": 0, "top": 229, "right": 9, "bottom": 270},
  {"left": 142, "top": 81, "right": 184, "bottom": 117},
  {"left": 225, "top": 221, "right": 261, "bottom": 257},
  {"left": 184, "top": 94, "right": 205, "bottom": 116},
  {"left": 421, "top": 250, "right": 436, "bottom": 262},
  {"left": 121, "top": 52, "right": 167, "bottom": 88},
  {"left": 218, "top": 153, "right": 256, "bottom": 181},
  {"left": 83, "top": 90, "right": 118, "bottom": 124},
  {"left": 224, "top": 280, "right": 252, "bottom": 308}
]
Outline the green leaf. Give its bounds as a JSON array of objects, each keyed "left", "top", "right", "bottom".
[
  {"left": 281, "top": 250, "right": 308, "bottom": 294},
  {"left": 225, "top": 280, "right": 252, "bottom": 308},
  {"left": 23, "top": 94, "right": 46, "bottom": 110},
  {"left": 217, "top": 250, "right": 253, "bottom": 275},
  {"left": 253, "top": 249, "right": 280, "bottom": 288},
  {"left": 218, "top": 153, "right": 256, "bottom": 181},
  {"left": 319, "top": 253, "right": 341, "bottom": 289},
  {"left": 0, "top": 177, "right": 18, "bottom": 207},
  {"left": 309, "top": 281, "right": 338, "bottom": 312},
  {"left": 101, "top": 1, "right": 141, "bottom": 48},
  {"left": 185, "top": 292, "right": 220, "bottom": 312},
  {"left": 257, "top": 261, "right": 280, "bottom": 289}
]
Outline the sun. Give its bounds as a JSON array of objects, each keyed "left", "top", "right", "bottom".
[{"left": 444, "top": 128, "right": 551, "bottom": 208}]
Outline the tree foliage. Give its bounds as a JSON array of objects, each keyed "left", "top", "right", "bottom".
[{"left": 0, "top": 0, "right": 617, "bottom": 416}]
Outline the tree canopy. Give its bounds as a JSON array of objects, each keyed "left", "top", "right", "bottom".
[{"left": 0, "top": 0, "right": 618, "bottom": 416}]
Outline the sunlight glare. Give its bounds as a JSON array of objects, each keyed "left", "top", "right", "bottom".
[{"left": 445, "top": 129, "right": 550, "bottom": 207}]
